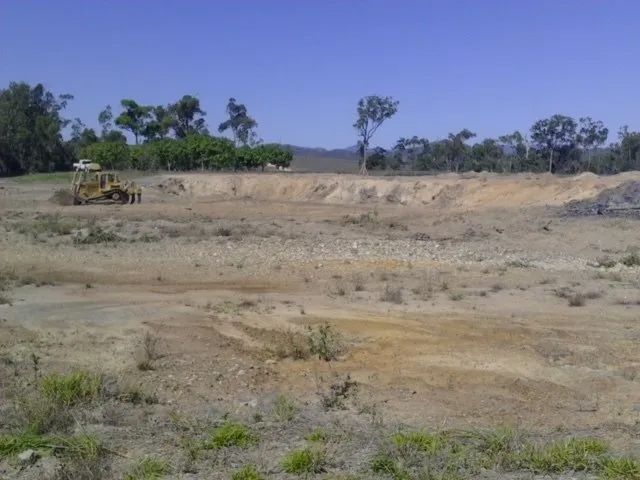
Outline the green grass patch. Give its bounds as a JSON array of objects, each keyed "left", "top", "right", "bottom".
[
  {"left": 12, "top": 172, "right": 72, "bottom": 184},
  {"left": 306, "top": 428, "right": 328, "bottom": 443},
  {"left": 125, "top": 457, "right": 171, "bottom": 480},
  {"left": 206, "top": 421, "right": 257, "bottom": 449},
  {"left": 392, "top": 430, "right": 446, "bottom": 455},
  {"left": 601, "top": 456, "right": 640, "bottom": 479},
  {"left": 273, "top": 394, "right": 299, "bottom": 422},
  {"left": 520, "top": 437, "right": 608, "bottom": 473},
  {"left": 41, "top": 371, "right": 102, "bottom": 406},
  {"left": 232, "top": 465, "right": 264, "bottom": 480},
  {"left": 0, "top": 432, "right": 100, "bottom": 460},
  {"left": 282, "top": 446, "right": 327, "bottom": 475}
]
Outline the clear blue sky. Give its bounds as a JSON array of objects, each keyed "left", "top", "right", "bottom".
[{"left": 1, "top": 0, "right": 637, "bottom": 148}]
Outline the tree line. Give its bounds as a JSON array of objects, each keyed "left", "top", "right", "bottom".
[
  {"left": 1, "top": 82, "right": 639, "bottom": 177},
  {"left": 0, "top": 82, "right": 291, "bottom": 176},
  {"left": 355, "top": 95, "right": 640, "bottom": 174}
]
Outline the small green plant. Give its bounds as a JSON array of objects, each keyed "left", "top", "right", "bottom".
[
  {"left": 620, "top": 252, "right": 640, "bottom": 267},
  {"left": 125, "top": 457, "right": 170, "bottom": 480},
  {"left": 273, "top": 394, "right": 299, "bottom": 422},
  {"left": 371, "top": 453, "right": 409, "bottom": 480},
  {"left": 206, "top": 421, "right": 257, "bottom": 449},
  {"left": 73, "top": 225, "right": 121, "bottom": 245},
  {"left": 232, "top": 465, "right": 264, "bottom": 480},
  {"left": 601, "top": 456, "right": 640, "bottom": 479},
  {"left": 0, "top": 432, "right": 100, "bottom": 460},
  {"left": 393, "top": 430, "right": 445, "bottom": 455},
  {"left": 380, "top": 284, "right": 403, "bottom": 304},
  {"left": 520, "top": 437, "right": 608, "bottom": 473},
  {"left": 307, "top": 428, "right": 328, "bottom": 443},
  {"left": 282, "top": 446, "right": 327, "bottom": 475},
  {"left": 308, "top": 323, "right": 344, "bottom": 361},
  {"left": 41, "top": 371, "right": 102, "bottom": 406}
]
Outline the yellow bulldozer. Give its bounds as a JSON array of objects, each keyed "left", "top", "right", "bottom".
[{"left": 71, "top": 160, "right": 141, "bottom": 205}]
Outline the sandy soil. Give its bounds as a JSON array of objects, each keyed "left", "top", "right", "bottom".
[{"left": 0, "top": 172, "right": 639, "bottom": 478}]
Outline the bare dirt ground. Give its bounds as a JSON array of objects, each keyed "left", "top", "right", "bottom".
[{"left": 1, "top": 172, "right": 639, "bottom": 479}]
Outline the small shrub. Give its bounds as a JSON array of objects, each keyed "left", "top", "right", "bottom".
[
  {"left": 41, "top": 371, "right": 102, "bottom": 407},
  {"left": 380, "top": 285, "right": 403, "bottom": 304},
  {"left": 206, "top": 421, "right": 257, "bottom": 449},
  {"left": 271, "top": 330, "right": 310, "bottom": 360},
  {"left": 215, "top": 226, "right": 233, "bottom": 237},
  {"left": 490, "top": 283, "right": 504, "bottom": 292},
  {"left": 568, "top": 293, "right": 586, "bottom": 307},
  {"left": 620, "top": 252, "right": 640, "bottom": 267},
  {"left": 321, "top": 374, "right": 358, "bottom": 410},
  {"left": 232, "top": 465, "right": 264, "bottom": 480},
  {"left": 273, "top": 394, "right": 299, "bottom": 422},
  {"left": 136, "top": 331, "right": 160, "bottom": 370},
  {"left": 308, "top": 324, "right": 344, "bottom": 361},
  {"left": 125, "top": 457, "right": 170, "bottom": 480},
  {"left": 73, "top": 225, "right": 121, "bottom": 245},
  {"left": 282, "top": 446, "right": 327, "bottom": 475},
  {"left": 0, "top": 293, "right": 11, "bottom": 305}
]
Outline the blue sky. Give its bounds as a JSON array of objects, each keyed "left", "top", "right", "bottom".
[{"left": 1, "top": 0, "right": 638, "bottom": 148}]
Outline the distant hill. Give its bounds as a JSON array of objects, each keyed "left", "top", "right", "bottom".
[{"left": 283, "top": 144, "right": 359, "bottom": 172}]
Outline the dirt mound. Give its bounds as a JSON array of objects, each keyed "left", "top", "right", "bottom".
[
  {"left": 566, "top": 180, "right": 640, "bottom": 217},
  {"left": 157, "top": 172, "right": 640, "bottom": 211},
  {"left": 49, "top": 188, "right": 74, "bottom": 205}
]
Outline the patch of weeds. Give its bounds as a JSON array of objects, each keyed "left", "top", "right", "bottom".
[
  {"left": 519, "top": 437, "right": 608, "bottom": 474},
  {"left": 0, "top": 293, "right": 12, "bottom": 305},
  {"left": 282, "top": 446, "right": 327, "bottom": 475},
  {"left": 393, "top": 430, "right": 446, "bottom": 455},
  {"left": 124, "top": 457, "right": 171, "bottom": 480},
  {"left": 308, "top": 323, "right": 344, "bottom": 361},
  {"left": 352, "top": 274, "right": 366, "bottom": 292},
  {"left": 232, "top": 465, "right": 264, "bottom": 480},
  {"left": 0, "top": 432, "right": 101, "bottom": 460},
  {"left": 601, "top": 456, "right": 640, "bottom": 479},
  {"left": 41, "top": 371, "right": 102, "bottom": 407},
  {"left": 595, "top": 256, "right": 618, "bottom": 269},
  {"left": 568, "top": 293, "right": 586, "bottom": 307},
  {"left": 594, "top": 271, "right": 623, "bottom": 282},
  {"left": 307, "top": 428, "right": 328, "bottom": 443},
  {"left": 321, "top": 374, "right": 358, "bottom": 410},
  {"left": 380, "top": 284, "right": 403, "bottom": 304},
  {"left": 449, "top": 291, "right": 464, "bottom": 301},
  {"left": 116, "top": 382, "right": 157, "bottom": 405},
  {"left": 266, "top": 329, "right": 310, "bottom": 360},
  {"left": 136, "top": 331, "right": 160, "bottom": 371},
  {"left": 73, "top": 225, "right": 121, "bottom": 245},
  {"left": 273, "top": 394, "right": 299, "bottom": 422},
  {"left": 332, "top": 284, "right": 347, "bottom": 296},
  {"left": 553, "top": 286, "right": 573, "bottom": 299},
  {"left": 206, "top": 421, "right": 257, "bottom": 449},
  {"left": 620, "top": 252, "right": 640, "bottom": 267},
  {"left": 490, "top": 283, "right": 504, "bottom": 292},
  {"left": 341, "top": 210, "right": 379, "bottom": 227},
  {"left": 583, "top": 291, "right": 603, "bottom": 299},
  {"left": 506, "top": 259, "right": 531, "bottom": 268},
  {"left": 539, "top": 277, "right": 555, "bottom": 285},
  {"left": 215, "top": 226, "right": 232, "bottom": 237}
]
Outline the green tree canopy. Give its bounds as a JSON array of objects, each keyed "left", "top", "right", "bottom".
[
  {"left": 115, "top": 99, "right": 152, "bottom": 144},
  {"left": 353, "top": 95, "right": 399, "bottom": 175},
  {"left": 218, "top": 97, "right": 258, "bottom": 146},
  {"left": 0, "top": 82, "right": 73, "bottom": 175},
  {"left": 530, "top": 114, "right": 577, "bottom": 172},
  {"left": 169, "top": 95, "right": 207, "bottom": 138}
]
